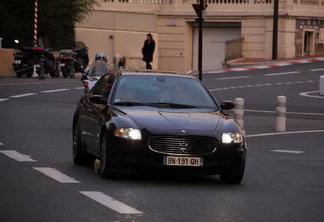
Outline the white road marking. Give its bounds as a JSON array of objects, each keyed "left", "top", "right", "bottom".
[
  {"left": 310, "top": 68, "right": 324, "bottom": 71},
  {"left": 80, "top": 191, "right": 143, "bottom": 214},
  {"left": 0, "top": 98, "right": 9, "bottom": 102},
  {"left": 41, "top": 89, "right": 70, "bottom": 93},
  {"left": 246, "top": 130, "right": 324, "bottom": 138},
  {"left": 215, "top": 76, "right": 251, "bottom": 80},
  {"left": 264, "top": 71, "right": 300, "bottom": 76},
  {"left": 33, "top": 167, "right": 80, "bottom": 183},
  {"left": 74, "top": 87, "right": 84, "bottom": 90},
  {"left": 271, "top": 150, "right": 304, "bottom": 154},
  {"left": 300, "top": 91, "right": 324, "bottom": 99},
  {"left": 0, "top": 142, "right": 3, "bottom": 145},
  {"left": 0, "top": 150, "right": 36, "bottom": 162},
  {"left": 209, "top": 79, "right": 317, "bottom": 92},
  {"left": 10, "top": 93, "right": 38, "bottom": 98}
]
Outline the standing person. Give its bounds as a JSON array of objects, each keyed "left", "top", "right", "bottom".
[{"left": 142, "top": 33, "right": 155, "bottom": 69}]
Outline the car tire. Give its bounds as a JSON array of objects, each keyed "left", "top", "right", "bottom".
[
  {"left": 100, "top": 132, "right": 115, "bottom": 179},
  {"left": 72, "top": 121, "right": 95, "bottom": 165},
  {"left": 219, "top": 165, "right": 245, "bottom": 184}
]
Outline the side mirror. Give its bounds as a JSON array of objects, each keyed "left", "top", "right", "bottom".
[
  {"left": 89, "top": 95, "right": 107, "bottom": 104},
  {"left": 220, "top": 100, "right": 235, "bottom": 110}
]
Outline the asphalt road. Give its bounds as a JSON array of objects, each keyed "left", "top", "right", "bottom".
[{"left": 0, "top": 61, "right": 323, "bottom": 222}]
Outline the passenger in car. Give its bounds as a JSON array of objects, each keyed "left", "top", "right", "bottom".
[
  {"left": 173, "top": 85, "right": 191, "bottom": 102},
  {"left": 159, "top": 85, "right": 192, "bottom": 103}
]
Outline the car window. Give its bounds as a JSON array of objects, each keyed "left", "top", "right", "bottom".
[
  {"left": 112, "top": 75, "right": 217, "bottom": 108},
  {"left": 91, "top": 74, "right": 114, "bottom": 96}
]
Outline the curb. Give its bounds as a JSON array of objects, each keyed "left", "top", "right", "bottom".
[{"left": 188, "top": 57, "right": 324, "bottom": 74}]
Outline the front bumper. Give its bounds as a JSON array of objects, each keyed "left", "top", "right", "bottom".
[{"left": 109, "top": 137, "right": 246, "bottom": 176}]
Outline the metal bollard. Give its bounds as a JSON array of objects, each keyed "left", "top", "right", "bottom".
[
  {"left": 276, "top": 96, "right": 286, "bottom": 132},
  {"left": 69, "top": 59, "right": 75, "bottom": 78},
  {"left": 38, "top": 59, "right": 45, "bottom": 80},
  {"left": 320, "top": 75, "right": 324, "bottom": 96},
  {"left": 234, "top": 98, "right": 244, "bottom": 128}
]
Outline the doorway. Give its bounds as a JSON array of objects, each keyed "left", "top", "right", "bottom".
[{"left": 303, "top": 30, "right": 314, "bottom": 56}]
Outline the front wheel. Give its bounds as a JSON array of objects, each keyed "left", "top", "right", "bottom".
[
  {"left": 219, "top": 165, "right": 245, "bottom": 184},
  {"left": 62, "top": 65, "right": 70, "bottom": 78},
  {"left": 100, "top": 132, "right": 115, "bottom": 179},
  {"left": 15, "top": 71, "right": 23, "bottom": 78},
  {"left": 72, "top": 121, "right": 95, "bottom": 165}
]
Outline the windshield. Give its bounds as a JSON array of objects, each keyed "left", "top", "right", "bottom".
[
  {"left": 112, "top": 75, "right": 218, "bottom": 109},
  {"left": 87, "top": 60, "right": 109, "bottom": 77}
]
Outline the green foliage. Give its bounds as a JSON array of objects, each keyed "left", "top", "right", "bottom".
[{"left": 0, "top": 0, "right": 99, "bottom": 49}]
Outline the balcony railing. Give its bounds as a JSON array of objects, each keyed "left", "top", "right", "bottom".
[
  {"left": 101, "top": 0, "right": 162, "bottom": 3},
  {"left": 100, "top": 0, "right": 323, "bottom": 6}
]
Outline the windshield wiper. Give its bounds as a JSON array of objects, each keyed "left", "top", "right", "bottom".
[
  {"left": 113, "top": 102, "right": 145, "bottom": 106},
  {"left": 147, "top": 102, "right": 198, "bottom": 108}
]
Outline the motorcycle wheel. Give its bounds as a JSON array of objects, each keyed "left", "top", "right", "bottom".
[
  {"left": 48, "top": 56, "right": 56, "bottom": 78},
  {"left": 26, "top": 68, "right": 33, "bottom": 77},
  {"left": 49, "top": 70, "right": 55, "bottom": 78},
  {"left": 16, "top": 71, "right": 23, "bottom": 78},
  {"left": 62, "top": 66, "right": 69, "bottom": 78}
]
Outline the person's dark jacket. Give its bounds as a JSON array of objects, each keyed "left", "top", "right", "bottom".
[{"left": 142, "top": 40, "right": 155, "bottom": 63}]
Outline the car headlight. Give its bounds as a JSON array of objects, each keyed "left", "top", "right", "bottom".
[
  {"left": 222, "top": 132, "right": 243, "bottom": 144},
  {"left": 115, "top": 128, "right": 142, "bottom": 140}
]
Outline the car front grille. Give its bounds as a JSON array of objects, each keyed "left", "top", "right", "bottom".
[{"left": 148, "top": 136, "right": 217, "bottom": 155}]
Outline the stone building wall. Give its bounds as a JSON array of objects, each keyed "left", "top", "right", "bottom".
[{"left": 295, "top": 19, "right": 324, "bottom": 57}]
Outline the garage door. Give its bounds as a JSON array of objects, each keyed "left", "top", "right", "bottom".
[{"left": 193, "top": 24, "right": 241, "bottom": 71}]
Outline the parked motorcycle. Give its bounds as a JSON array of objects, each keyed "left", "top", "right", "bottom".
[
  {"left": 12, "top": 39, "right": 55, "bottom": 77},
  {"left": 57, "top": 41, "right": 89, "bottom": 78}
]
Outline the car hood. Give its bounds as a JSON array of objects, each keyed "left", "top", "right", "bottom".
[{"left": 120, "top": 108, "right": 221, "bottom": 132}]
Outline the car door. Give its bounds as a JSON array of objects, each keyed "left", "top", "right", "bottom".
[{"left": 83, "top": 73, "right": 116, "bottom": 154}]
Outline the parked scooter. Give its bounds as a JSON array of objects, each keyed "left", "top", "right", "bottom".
[
  {"left": 57, "top": 41, "right": 89, "bottom": 78},
  {"left": 12, "top": 40, "right": 36, "bottom": 77},
  {"left": 34, "top": 48, "right": 56, "bottom": 77},
  {"left": 12, "top": 39, "right": 55, "bottom": 77}
]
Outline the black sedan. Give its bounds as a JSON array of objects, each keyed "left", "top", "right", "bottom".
[{"left": 72, "top": 70, "right": 246, "bottom": 183}]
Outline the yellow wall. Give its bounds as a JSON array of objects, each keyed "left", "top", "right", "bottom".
[
  {"left": 0, "top": 49, "right": 15, "bottom": 76},
  {"left": 75, "top": 28, "right": 158, "bottom": 70}
]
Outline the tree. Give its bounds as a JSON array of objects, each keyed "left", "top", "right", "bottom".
[{"left": 0, "top": 0, "right": 99, "bottom": 49}]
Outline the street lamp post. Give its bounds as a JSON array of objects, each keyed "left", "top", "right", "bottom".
[
  {"left": 272, "top": 0, "right": 279, "bottom": 60},
  {"left": 192, "top": 0, "right": 207, "bottom": 81}
]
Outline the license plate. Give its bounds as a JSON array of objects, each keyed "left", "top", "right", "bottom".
[
  {"left": 59, "top": 64, "right": 66, "bottom": 67},
  {"left": 14, "top": 60, "right": 21, "bottom": 64},
  {"left": 163, "top": 156, "right": 203, "bottom": 167}
]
